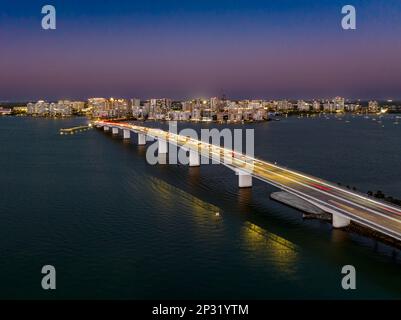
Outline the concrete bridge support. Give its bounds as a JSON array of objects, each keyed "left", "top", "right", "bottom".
[
  {"left": 138, "top": 133, "right": 146, "bottom": 145},
  {"left": 237, "top": 170, "right": 252, "bottom": 188},
  {"left": 158, "top": 139, "right": 168, "bottom": 154},
  {"left": 112, "top": 127, "right": 119, "bottom": 135},
  {"left": 123, "top": 129, "right": 130, "bottom": 139},
  {"left": 104, "top": 126, "right": 109, "bottom": 132},
  {"left": 332, "top": 213, "right": 351, "bottom": 228},
  {"left": 189, "top": 150, "right": 200, "bottom": 167}
]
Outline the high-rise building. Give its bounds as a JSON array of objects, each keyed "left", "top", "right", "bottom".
[
  {"left": 323, "top": 100, "right": 334, "bottom": 112},
  {"left": 312, "top": 100, "right": 321, "bottom": 111},
  {"left": 333, "top": 97, "right": 345, "bottom": 112},
  {"left": 248, "top": 100, "right": 262, "bottom": 110},
  {"left": 71, "top": 101, "right": 85, "bottom": 113},
  {"left": 277, "top": 100, "right": 293, "bottom": 111},
  {"left": 149, "top": 98, "right": 172, "bottom": 119},
  {"left": 110, "top": 98, "right": 129, "bottom": 118},
  {"left": 27, "top": 100, "right": 50, "bottom": 115},
  {"left": 368, "top": 100, "right": 379, "bottom": 113},
  {"left": 131, "top": 98, "right": 141, "bottom": 118},
  {"left": 27, "top": 100, "right": 81, "bottom": 116},
  {"left": 49, "top": 100, "right": 73, "bottom": 116},
  {"left": 88, "top": 98, "right": 108, "bottom": 118},
  {"left": 88, "top": 98, "right": 129, "bottom": 118},
  {"left": 297, "top": 100, "right": 310, "bottom": 111},
  {"left": 181, "top": 101, "right": 193, "bottom": 112},
  {"left": 210, "top": 97, "right": 220, "bottom": 112}
]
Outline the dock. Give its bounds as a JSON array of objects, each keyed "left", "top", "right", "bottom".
[{"left": 59, "top": 125, "right": 93, "bottom": 135}]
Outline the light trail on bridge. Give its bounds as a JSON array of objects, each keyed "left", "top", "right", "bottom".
[{"left": 95, "top": 120, "right": 401, "bottom": 242}]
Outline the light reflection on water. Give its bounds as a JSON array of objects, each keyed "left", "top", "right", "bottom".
[
  {"left": 1, "top": 115, "right": 401, "bottom": 299},
  {"left": 242, "top": 222, "right": 298, "bottom": 277}
]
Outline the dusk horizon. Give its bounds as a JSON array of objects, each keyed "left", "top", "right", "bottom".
[
  {"left": 2, "top": 96, "right": 401, "bottom": 104},
  {"left": 1, "top": 0, "right": 401, "bottom": 101}
]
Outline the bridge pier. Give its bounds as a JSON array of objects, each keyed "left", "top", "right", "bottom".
[
  {"left": 112, "top": 127, "right": 119, "bottom": 135},
  {"left": 189, "top": 150, "right": 200, "bottom": 167},
  {"left": 104, "top": 126, "right": 109, "bottom": 132},
  {"left": 237, "top": 170, "right": 252, "bottom": 188},
  {"left": 138, "top": 133, "right": 146, "bottom": 145},
  {"left": 158, "top": 139, "right": 168, "bottom": 154},
  {"left": 123, "top": 129, "right": 130, "bottom": 139},
  {"left": 332, "top": 213, "right": 351, "bottom": 228}
]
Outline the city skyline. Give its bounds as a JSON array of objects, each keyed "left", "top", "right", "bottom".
[
  {"left": 1, "top": 0, "right": 401, "bottom": 101},
  {"left": 3, "top": 96, "right": 395, "bottom": 120}
]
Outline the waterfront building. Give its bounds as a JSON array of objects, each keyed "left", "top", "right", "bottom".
[
  {"left": 201, "top": 108, "right": 213, "bottom": 121},
  {"left": 368, "top": 100, "right": 379, "bottom": 113},
  {"left": 88, "top": 98, "right": 130, "bottom": 118},
  {"left": 312, "top": 100, "right": 321, "bottom": 111},
  {"left": 191, "top": 107, "right": 201, "bottom": 121},
  {"left": 227, "top": 107, "right": 243, "bottom": 122},
  {"left": 0, "top": 107, "right": 12, "bottom": 115},
  {"left": 149, "top": 98, "right": 172, "bottom": 119},
  {"left": 182, "top": 101, "right": 193, "bottom": 112},
  {"left": 71, "top": 101, "right": 85, "bottom": 114},
  {"left": 345, "top": 103, "right": 361, "bottom": 112},
  {"left": 210, "top": 97, "right": 221, "bottom": 112},
  {"left": 253, "top": 108, "right": 267, "bottom": 121},
  {"left": 248, "top": 100, "right": 263, "bottom": 110},
  {"left": 323, "top": 100, "right": 334, "bottom": 112},
  {"left": 131, "top": 99, "right": 142, "bottom": 118},
  {"left": 110, "top": 98, "right": 130, "bottom": 118},
  {"left": 333, "top": 97, "right": 345, "bottom": 112},
  {"left": 131, "top": 98, "right": 141, "bottom": 109},
  {"left": 142, "top": 101, "right": 150, "bottom": 118},
  {"left": 49, "top": 100, "right": 73, "bottom": 117},
  {"left": 297, "top": 100, "right": 310, "bottom": 112},
  {"left": 277, "top": 100, "right": 293, "bottom": 112},
  {"left": 88, "top": 98, "right": 108, "bottom": 118},
  {"left": 27, "top": 100, "right": 82, "bottom": 117},
  {"left": 387, "top": 104, "right": 401, "bottom": 113},
  {"left": 27, "top": 100, "right": 50, "bottom": 115},
  {"left": 11, "top": 106, "right": 28, "bottom": 114}
]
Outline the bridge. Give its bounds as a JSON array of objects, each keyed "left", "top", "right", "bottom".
[{"left": 94, "top": 120, "right": 401, "bottom": 242}]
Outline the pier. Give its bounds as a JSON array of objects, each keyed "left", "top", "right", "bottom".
[{"left": 59, "top": 124, "right": 93, "bottom": 135}]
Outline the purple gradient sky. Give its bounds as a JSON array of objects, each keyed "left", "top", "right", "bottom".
[{"left": 1, "top": 0, "right": 401, "bottom": 101}]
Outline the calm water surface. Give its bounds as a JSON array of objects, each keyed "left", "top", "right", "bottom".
[{"left": 0, "top": 114, "right": 401, "bottom": 299}]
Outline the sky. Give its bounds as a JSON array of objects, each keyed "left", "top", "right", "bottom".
[{"left": 1, "top": 0, "right": 401, "bottom": 101}]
